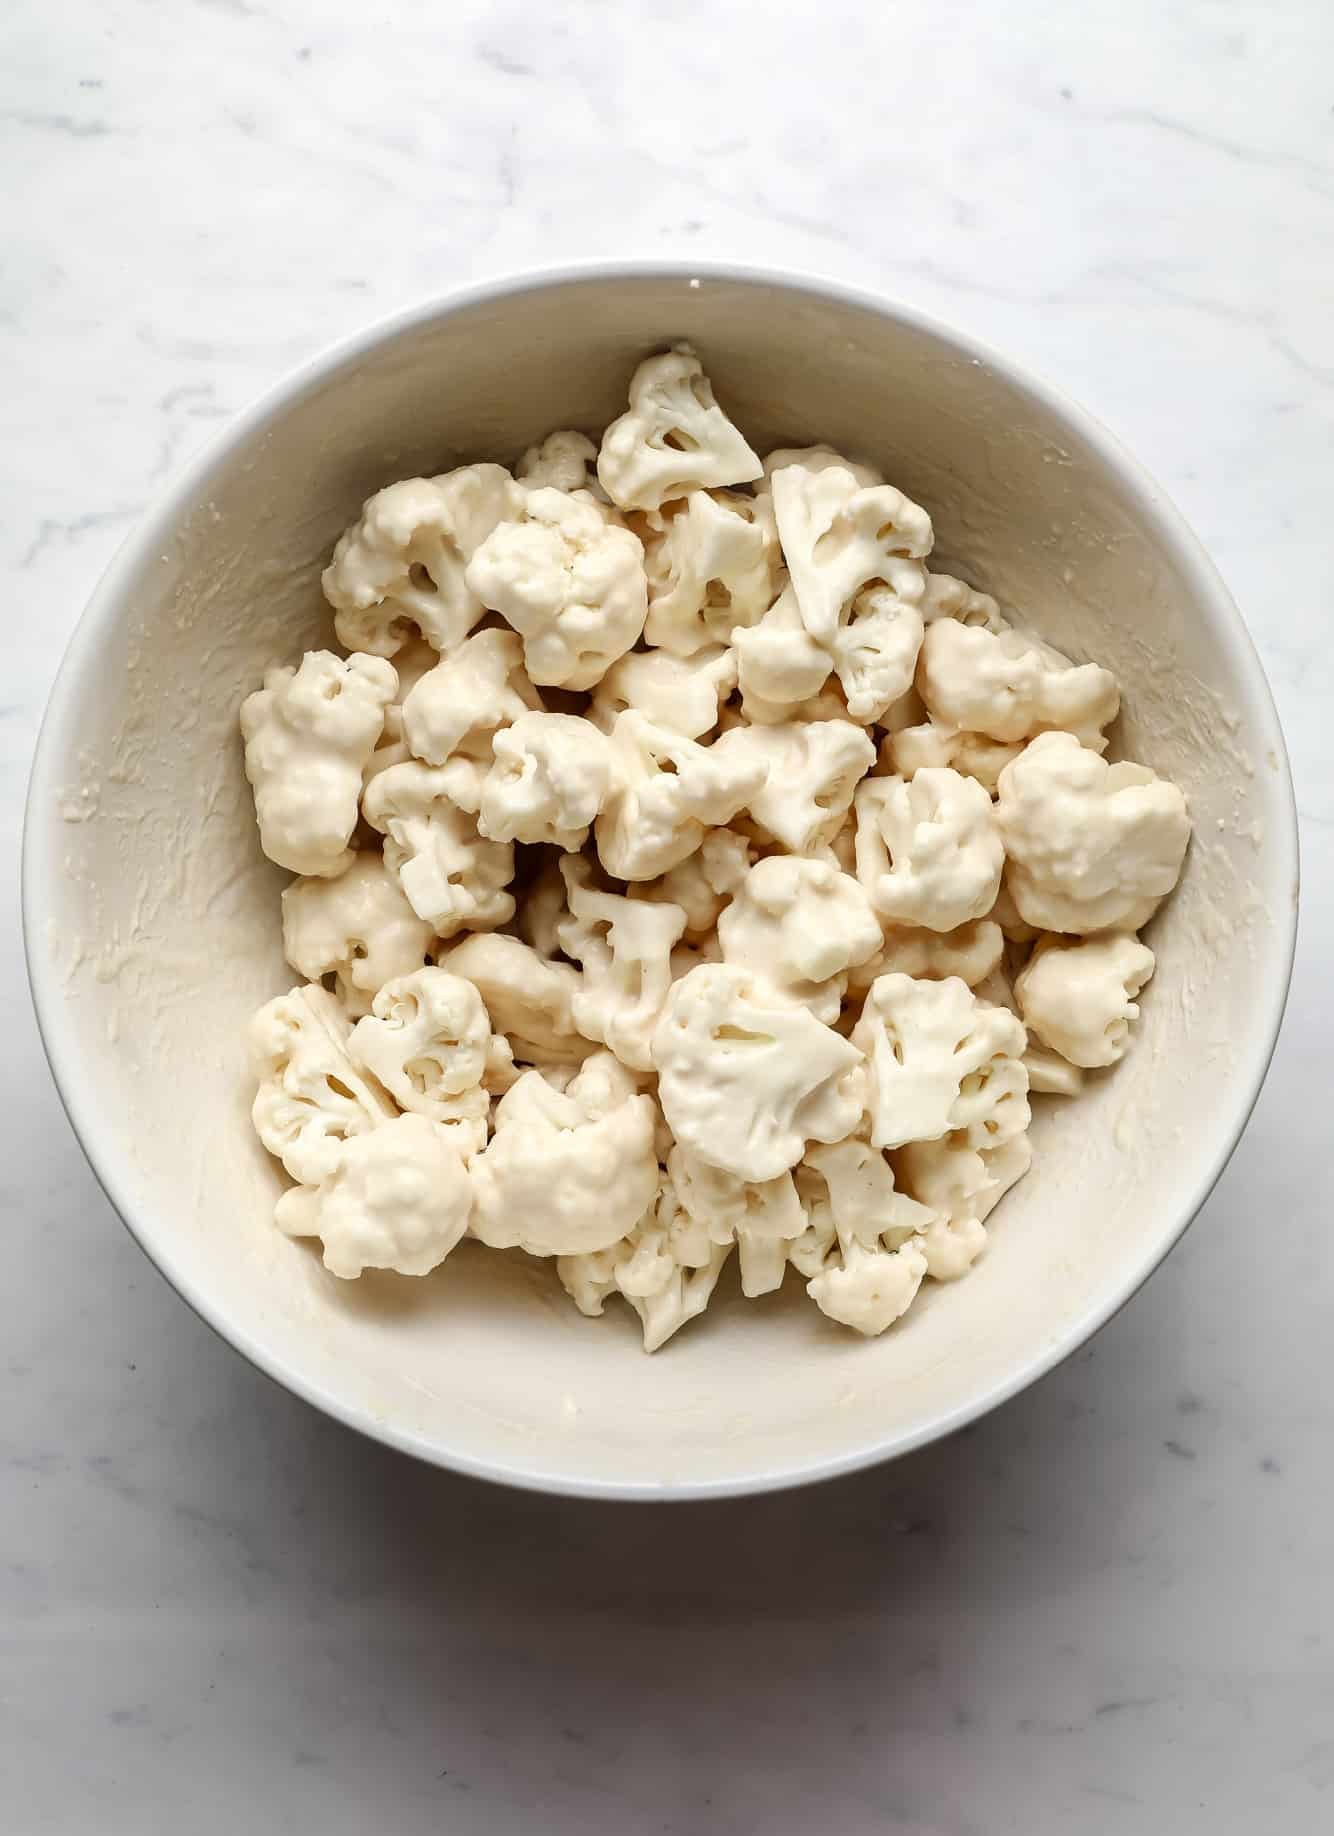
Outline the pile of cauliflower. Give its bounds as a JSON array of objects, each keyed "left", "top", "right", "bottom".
[{"left": 241, "top": 344, "right": 1190, "bottom": 1351}]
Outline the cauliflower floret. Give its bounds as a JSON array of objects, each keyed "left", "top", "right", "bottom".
[
  {"left": 820, "top": 810, "right": 859, "bottom": 876},
  {"left": 741, "top": 684, "right": 855, "bottom": 729},
  {"left": 477, "top": 710, "right": 614, "bottom": 850},
  {"left": 760, "top": 445, "right": 884, "bottom": 490},
  {"left": 920, "top": 571, "right": 1007, "bottom": 631},
  {"left": 591, "top": 645, "right": 737, "bottom": 740},
  {"left": 399, "top": 628, "right": 540, "bottom": 766},
  {"left": 1025, "top": 1042, "right": 1086, "bottom": 1096},
  {"left": 516, "top": 858, "right": 570, "bottom": 958},
  {"left": 1014, "top": 933, "right": 1156, "bottom": 1068},
  {"left": 281, "top": 854, "right": 436, "bottom": 1017},
  {"left": 440, "top": 932, "right": 590, "bottom": 1065},
  {"left": 895, "top": 1132, "right": 1032, "bottom": 1278},
  {"left": 595, "top": 711, "right": 767, "bottom": 882},
  {"left": 996, "top": 731, "right": 1191, "bottom": 933},
  {"left": 361, "top": 760, "right": 515, "bottom": 937},
  {"left": 851, "top": 972, "right": 1029, "bottom": 1152},
  {"left": 379, "top": 639, "right": 439, "bottom": 744},
  {"left": 668, "top": 1143, "right": 805, "bottom": 1297},
  {"left": 241, "top": 650, "right": 396, "bottom": 878},
  {"left": 988, "top": 879, "right": 1040, "bottom": 944},
  {"left": 653, "top": 964, "right": 864, "bottom": 1183},
  {"left": 596, "top": 344, "right": 763, "bottom": 511},
  {"left": 274, "top": 1112, "right": 472, "bottom": 1279},
  {"left": 717, "top": 856, "right": 881, "bottom": 1024},
  {"left": 918, "top": 619, "right": 1120, "bottom": 748},
  {"left": 464, "top": 487, "right": 647, "bottom": 690},
  {"left": 712, "top": 718, "right": 875, "bottom": 855},
  {"left": 471, "top": 1053, "right": 658, "bottom": 1255},
  {"left": 807, "top": 1236, "right": 929, "bottom": 1337},
  {"left": 642, "top": 489, "right": 780, "bottom": 653},
  {"left": 347, "top": 967, "right": 495, "bottom": 1156},
  {"left": 846, "top": 917, "right": 1004, "bottom": 998},
  {"left": 883, "top": 722, "right": 1023, "bottom": 795},
  {"left": 516, "top": 428, "right": 600, "bottom": 494},
  {"left": 556, "top": 856, "right": 688, "bottom": 1071},
  {"left": 613, "top": 1226, "right": 732, "bottom": 1351},
  {"left": 827, "top": 582, "right": 925, "bottom": 724},
  {"left": 853, "top": 769, "right": 1004, "bottom": 933},
  {"left": 637, "top": 828, "right": 753, "bottom": 936},
  {"left": 732, "top": 584, "right": 833, "bottom": 718},
  {"left": 770, "top": 463, "right": 933, "bottom": 641},
  {"left": 322, "top": 467, "right": 519, "bottom": 656},
  {"left": 804, "top": 1136, "right": 938, "bottom": 1250},
  {"left": 250, "top": 984, "right": 394, "bottom": 1187},
  {"left": 797, "top": 1136, "right": 940, "bottom": 1321},
  {"left": 558, "top": 1175, "right": 732, "bottom": 1351}
]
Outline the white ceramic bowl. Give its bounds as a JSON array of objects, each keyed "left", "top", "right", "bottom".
[{"left": 24, "top": 265, "right": 1298, "bottom": 1500}]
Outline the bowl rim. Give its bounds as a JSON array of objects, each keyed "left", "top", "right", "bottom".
[{"left": 22, "top": 258, "right": 1300, "bottom": 1501}]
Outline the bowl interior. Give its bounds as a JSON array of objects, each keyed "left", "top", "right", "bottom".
[{"left": 26, "top": 271, "right": 1296, "bottom": 1496}]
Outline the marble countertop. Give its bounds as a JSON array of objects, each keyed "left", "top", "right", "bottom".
[{"left": 4, "top": 2, "right": 1331, "bottom": 1829}]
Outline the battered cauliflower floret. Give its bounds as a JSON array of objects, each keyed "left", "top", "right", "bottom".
[
  {"left": 464, "top": 486, "right": 647, "bottom": 690},
  {"left": 477, "top": 710, "right": 614, "bottom": 850},
  {"left": 918, "top": 619, "right": 1120, "bottom": 748},
  {"left": 770, "top": 463, "right": 933, "bottom": 641},
  {"left": 556, "top": 856, "right": 688, "bottom": 1072},
  {"left": 250, "top": 984, "right": 394, "bottom": 1187},
  {"left": 378, "top": 639, "right": 438, "bottom": 744},
  {"left": 732, "top": 584, "right": 833, "bottom": 718},
  {"left": 471, "top": 1052, "right": 658, "bottom": 1256},
  {"left": 637, "top": 828, "right": 753, "bottom": 937},
  {"left": 274, "top": 1112, "right": 472, "bottom": 1279},
  {"left": 895, "top": 1132, "right": 1032, "bottom": 1278},
  {"left": 827, "top": 582, "right": 925, "bottom": 724},
  {"left": 851, "top": 972, "right": 1029, "bottom": 1152},
  {"left": 652, "top": 964, "right": 864, "bottom": 1183},
  {"left": 595, "top": 711, "right": 768, "bottom": 881},
  {"left": 988, "top": 879, "right": 1040, "bottom": 944},
  {"left": 440, "top": 932, "right": 590, "bottom": 1065},
  {"left": 669, "top": 1143, "right": 805, "bottom": 1297},
  {"left": 1014, "top": 933, "right": 1156, "bottom": 1068},
  {"left": 797, "top": 1136, "right": 940, "bottom": 1324},
  {"left": 361, "top": 760, "right": 515, "bottom": 937},
  {"left": 347, "top": 967, "right": 496, "bottom": 1157},
  {"left": 241, "top": 650, "right": 397, "bottom": 878},
  {"left": 596, "top": 344, "right": 763, "bottom": 511},
  {"left": 516, "top": 428, "right": 600, "bottom": 495},
  {"left": 591, "top": 645, "right": 737, "bottom": 739},
  {"left": 854, "top": 769, "right": 1004, "bottom": 933},
  {"left": 1025, "top": 1043, "right": 1087, "bottom": 1096},
  {"left": 807, "top": 1236, "right": 929, "bottom": 1337},
  {"left": 642, "top": 489, "right": 780, "bottom": 653},
  {"left": 996, "top": 731, "right": 1191, "bottom": 933},
  {"left": 804, "top": 1136, "right": 938, "bottom": 1251},
  {"left": 846, "top": 916, "right": 1004, "bottom": 1000},
  {"left": 712, "top": 718, "right": 875, "bottom": 855},
  {"left": 322, "top": 467, "right": 519, "bottom": 656},
  {"left": 516, "top": 858, "right": 571, "bottom": 958},
  {"left": 557, "top": 1173, "right": 733, "bottom": 1351},
  {"left": 399, "top": 627, "right": 540, "bottom": 766},
  {"left": 919, "top": 571, "right": 1007, "bottom": 631},
  {"left": 760, "top": 445, "right": 885, "bottom": 491},
  {"left": 883, "top": 722, "right": 1023, "bottom": 795},
  {"left": 717, "top": 855, "right": 882, "bottom": 1024},
  {"left": 281, "top": 854, "right": 436, "bottom": 1017}
]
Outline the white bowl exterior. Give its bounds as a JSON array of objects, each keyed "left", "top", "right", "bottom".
[{"left": 24, "top": 269, "right": 1297, "bottom": 1497}]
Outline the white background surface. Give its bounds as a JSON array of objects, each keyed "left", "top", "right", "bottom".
[{"left": 3, "top": 2, "right": 1331, "bottom": 1830}]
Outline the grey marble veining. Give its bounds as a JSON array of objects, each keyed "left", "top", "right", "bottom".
[{"left": 3, "top": 2, "right": 1332, "bottom": 1830}]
